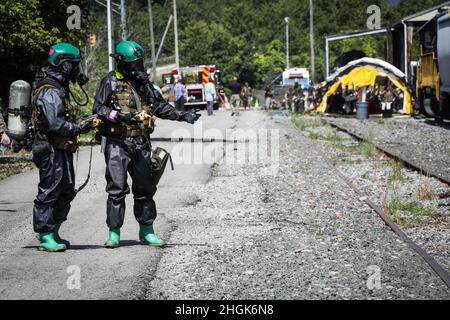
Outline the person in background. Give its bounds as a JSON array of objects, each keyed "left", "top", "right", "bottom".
[
  {"left": 381, "top": 85, "right": 394, "bottom": 118},
  {"left": 230, "top": 77, "right": 242, "bottom": 116},
  {"left": 292, "top": 82, "right": 303, "bottom": 114},
  {"left": 161, "top": 82, "right": 171, "bottom": 102},
  {"left": 284, "top": 86, "right": 295, "bottom": 112},
  {"left": 343, "top": 85, "right": 357, "bottom": 115},
  {"left": 204, "top": 78, "right": 216, "bottom": 116},
  {"left": 299, "top": 90, "right": 307, "bottom": 114},
  {"left": 0, "top": 111, "right": 11, "bottom": 146},
  {"left": 306, "top": 88, "right": 314, "bottom": 112},
  {"left": 264, "top": 85, "right": 274, "bottom": 111},
  {"left": 393, "top": 88, "right": 404, "bottom": 113},
  {"left": 241, "top": 82, "right": 252, "bottom": 110},
  {"left": 218, "top": 84, "right": 227, "bottom": 109},
  {"left": 174, "top": 79, "right": 187, "bottom": 112}
]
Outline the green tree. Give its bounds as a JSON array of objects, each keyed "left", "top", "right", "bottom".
[
  {"left": 0, "top": 0, "right": 88, "bottom": 111},
  {"left": 252, "top": 40, "right": 286, "bottom": 84}
]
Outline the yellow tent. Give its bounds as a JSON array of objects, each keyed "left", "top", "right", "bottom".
[{"left": 318, "top": 66, "right": 413, "bottom": 115}]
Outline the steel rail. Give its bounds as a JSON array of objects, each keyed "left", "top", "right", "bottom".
[
  {"left": 308, "top": 124, "right": 450, "bottom": 289},
  {"left": 327, "top": 120, "right": 450, "bottom": 186}
]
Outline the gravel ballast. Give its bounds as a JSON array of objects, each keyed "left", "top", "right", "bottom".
[
  {"left": 325, "top": 116, "right": 450, "bottom": 181},
  {"left": 143, "top": 112, "right": 450, "bottom": 300}
]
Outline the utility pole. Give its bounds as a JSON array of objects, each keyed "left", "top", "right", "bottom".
[
  {"left": 156, "top": 15, "right": 174, "bottom": 62},
  {"left": 173, "top": 0, "right": 180, "bottom": 70},
  {"left": 147, "top": 0, "right": 157, "bottom": 81},
  {"left": 285, "top": 17, "right": 290, "bottom": 70},
  {"left": 120, "top": 0, "right": 126, "bottom": 40},
  {"left": 107, "top": 0, "right": 114, "bottom": 71},
  {"left": 309, "top": 0, "right": 315, "bottom": 83}
]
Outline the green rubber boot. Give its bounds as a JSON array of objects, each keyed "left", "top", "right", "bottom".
[
  {"left": 54, "top": 224, "right": 71, "bottom": 248},
  {"left": 104, "top": 228, "right": 120, "bottom": 249},
  {"left": 139, "top": 225, "right": 165, "bottom": 247},
  {"left": 36, "top": 224, "right": 71, "bottom": 248},
  {"left": 38, "top": 232, "right": 67, "bottom": 252}
]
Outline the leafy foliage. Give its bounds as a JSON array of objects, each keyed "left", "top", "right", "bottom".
[
  {"left": 0, "top": 0, "right": 88, "bottom": 112},
  {"left": 0, "top": 0, "right": 447, "bottom": 112}
]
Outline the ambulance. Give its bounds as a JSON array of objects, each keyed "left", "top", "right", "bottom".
[{"left": 282, "top": 67, "right": 311, "bottom": 89}]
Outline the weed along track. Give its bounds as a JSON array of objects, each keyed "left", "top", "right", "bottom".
[
  {"left": 292, "top": 115, "right": 450, "bottom": 289},
  {"left": 326, "top": 118, "right": 450, "bottom": 186}
]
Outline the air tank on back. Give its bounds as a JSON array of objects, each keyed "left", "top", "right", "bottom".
[{"left": 8, "top": 80, "right": 31, "bottom": 141}]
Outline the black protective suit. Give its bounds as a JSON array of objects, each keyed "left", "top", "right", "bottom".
[
  {"left": 94, "top": 71, "right": 195, "bottom": 229},
  {"left": 32, "top": 69, "right": 86, "bottom": 233}
]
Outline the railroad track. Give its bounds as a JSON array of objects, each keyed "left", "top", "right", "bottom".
[
  {"left": 302, "top": 120, "right": 450, "bottom": 289},
  {"left": 326, "top": 120, "right": 450, "bottom": 186}
]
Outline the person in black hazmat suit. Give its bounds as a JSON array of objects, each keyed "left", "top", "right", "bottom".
[
  {"left": 93, "top": 41, "right": 201, "bottom": 248},
  {"left": 32, "top": 43, "right": 94, "bottom": 252}
]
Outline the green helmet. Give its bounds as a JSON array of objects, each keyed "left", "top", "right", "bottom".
[
  {"left": 113, "top": 41, "right": 145, "bottom": 63},
  {"left": 48, "top": 43, "right": 81, "bottom": 66}
]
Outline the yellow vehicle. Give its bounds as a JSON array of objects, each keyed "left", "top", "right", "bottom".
[{"left": 417, "top": 7, "right": 450, "bottom": 120}]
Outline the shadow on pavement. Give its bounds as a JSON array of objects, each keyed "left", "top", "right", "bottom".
[
  {"left": 164, "top": 243, "right": 208, "bottom": 247},
  {"left": 23, "top": 245, "right": 105, "bottom": 250},
  {"left": 22, "top": 241, "right": 210, "bottom": 250},
  {"left": 23, "top": 241, "right": 143, "bottom": 251}
]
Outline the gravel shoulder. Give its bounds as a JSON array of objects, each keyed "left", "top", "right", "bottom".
[
  {"left": 324, "top": 116, "right": 450, "bottom": 181},
  {"left": 0, "top": 150, "right": 33, "bottom": 181},
  {"left": 295, "top": 116, "right": 450, "bottom": 284},
  {"left": 145, "top": 112, "right": 450, "bottom": 300}
]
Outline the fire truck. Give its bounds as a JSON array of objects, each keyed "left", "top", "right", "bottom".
[{"left": 169, "top": 65, "right": 221, "bottom": 110}]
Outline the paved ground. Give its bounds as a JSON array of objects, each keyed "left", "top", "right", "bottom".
[
  {"left": 0, "top": 110, "right": 233, "bottom": 299},
  {"left": 0, "top": 110, "right": 449, "bottom": 300}
]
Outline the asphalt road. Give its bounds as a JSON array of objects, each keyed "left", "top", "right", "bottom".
[
  {"left": 1, "top": 110, "right": 448, "bottom": 300},
  {"left": 0, "top": 110, "right": 235, "bottom": 300}
]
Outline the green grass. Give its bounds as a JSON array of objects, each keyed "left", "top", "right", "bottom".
[
  {"left": 303, "top": 130, "right": 346, "bottom": 145},
  {"left": 386, "top": 196, "right": 440, "bottom": 227},
  {"left": 292, "top": 117, "right": 327, "bottom": 132},
  {"left": 388, "top": 160, "right": 407, "bottom": 183},
  {"left": 324, "top": 132, "right": 347, "bottom": 151},
  {"left": 324, "top": 132, "right": 344, "bottom": 143},
  {"left": 291, "top": 117, "right": 383, "bottom": 162},
  {"left": 389, "top": 213, "right": 408, "bottom": 227},
  {"left": 358, "top": 141, "right": 378, "bottom": 158},
  {"left": 307, "top": 131, "right": 322, "bottom": 140},
  {"left": 361, "top": 172, "right": 370, "bottom": 180},
  {"left": 294, "top": 118, "right": 353, "bottom": 153},
  {"left": 332, "top": 156, "right": 362, "bottom": 165}
]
